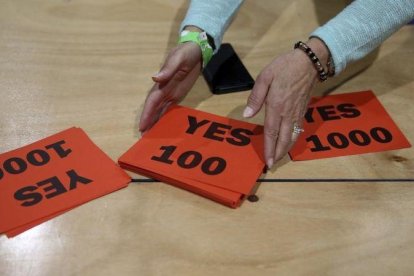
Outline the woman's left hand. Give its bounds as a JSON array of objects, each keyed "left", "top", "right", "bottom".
[{"left": 243, "top": 38, "right": 329, "bottom": 168}]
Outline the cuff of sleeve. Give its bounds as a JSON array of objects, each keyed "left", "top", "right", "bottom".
[{"left": 311, "top": 27, "right": 346, "bottom": 75}]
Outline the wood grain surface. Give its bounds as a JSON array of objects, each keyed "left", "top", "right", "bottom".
[{"left": 1, "top": 0, "right": 413, "bottom": 275}]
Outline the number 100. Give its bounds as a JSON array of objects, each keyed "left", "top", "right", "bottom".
[{"left": 151, "top": 145, "right": 227, "bottom": 175}]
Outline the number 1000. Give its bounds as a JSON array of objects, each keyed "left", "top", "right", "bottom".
[{"left": 306, "top": 127, "right": 393, "bottom": 152}]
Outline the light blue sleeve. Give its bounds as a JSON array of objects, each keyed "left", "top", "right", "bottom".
[
  {"left": 180, "top": 0, "right": 244, "bottom": 53},
  {"left": 311, "top": 0, "right": 414, "bottom": 75}
]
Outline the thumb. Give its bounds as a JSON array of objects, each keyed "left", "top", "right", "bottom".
[
  {"left": 152, "top": 51, "right": 183, "bottom": 83},
  {"left": 243, "top": 71, "right": 272, "bottom": 118}
]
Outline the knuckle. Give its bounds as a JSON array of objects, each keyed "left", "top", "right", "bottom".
[
  {"left": 174, "top": 68, "right": 189, "bottom": 81},
  {"left": 248, "top": 93, "right": 263, "bottom": 107},
  {"left": 265, "top": 97, "right": 283, "bottom": 110},
  {"left": 264, "top": 127, "right": 279, "bottom": 139},
  {"left": 259, "top": 69, "right": 273, "bottom": 83},
  {"left": 160, "top": 89, "right": 179, "bottom": 102},
  {"left": 278, "top": 136, "right": 292, "bottom": 145}
]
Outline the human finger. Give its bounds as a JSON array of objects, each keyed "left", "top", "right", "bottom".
[
  {"left": 138, "top": 84, "right": 165, "bottom": 132},
  {"left": 153, "top": 43, "right": 201, "bottom": 83},
  {"left": 273, "top": 115, "right": 295, "bottom": 162},
  {"left": 243, "top": 70, "right": 273, "bottom": 118},
  {"left": 263, "top": 98, "right": 283, "bottom": 169}
]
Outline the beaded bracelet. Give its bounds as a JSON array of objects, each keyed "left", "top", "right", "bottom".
[
  {"left": 294, "top": 41, "right": 328, "bottom": 82},
  {"left": 326, "top": 55, "right": 335, "bottom": 77},
  {"left": 311, "top": 36, "right": 335, "bottom": 77}
]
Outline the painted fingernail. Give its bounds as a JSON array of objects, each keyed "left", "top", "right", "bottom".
[
  {"left": 243, "top": 106, "right": 254, "bottom": 118},
  {"left": 267, "top": 158, "right": 274, "bottom": 169}
]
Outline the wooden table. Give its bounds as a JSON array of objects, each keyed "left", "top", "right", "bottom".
[{"left": 1, "top": 1, "right": 413, "bottom": 275}]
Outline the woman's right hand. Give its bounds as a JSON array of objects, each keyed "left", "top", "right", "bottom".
[{"left": 139, "top": 41, "right": 202, "bottom": 133}]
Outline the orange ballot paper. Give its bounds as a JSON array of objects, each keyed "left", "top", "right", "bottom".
[
  {"left": 0, "top": 127, "right": 130, "bottom": 237},
  {"left": 119, "top": 105, "right": 265, "bottom": 208},
  {"left": 289, "top": 91, "right": 411, "bottom": 160}
]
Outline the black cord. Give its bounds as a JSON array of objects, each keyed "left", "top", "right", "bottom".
[{"left": 131, "top": 178, "right": 414, "bottom": 183}]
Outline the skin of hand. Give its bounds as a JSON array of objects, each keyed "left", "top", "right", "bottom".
[
  {"left": 243, "top": 38, "right": 330, "bottom": 169},
  {"left": 139, "top": 37, "right": 202, "bottom": 134}
]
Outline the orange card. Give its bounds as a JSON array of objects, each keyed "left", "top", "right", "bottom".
[
  {"left": 5, "top": 209, "right": 71, "bottom": 237},
  {"left": 119, "top": 105, "right": 265, "bottom": 208},
  {"left": 289, "top": 91, "right": 411, "bottom": 160},
  {"left": 0, "top": 127, "right": 131, "bottom": 237}
]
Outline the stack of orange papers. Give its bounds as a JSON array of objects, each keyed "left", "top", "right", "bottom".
[
  {"left": 0, "top": 127, "right": 130, "bottom": 237},
  {"left": 119, "top": 105, "right": 265, "bottom": 208}
]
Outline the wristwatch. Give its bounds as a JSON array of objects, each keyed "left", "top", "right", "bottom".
[{"left": 178, "top": 30, "right": 214, "bottom": 68}]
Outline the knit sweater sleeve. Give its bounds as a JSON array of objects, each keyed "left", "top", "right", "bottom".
[
  {"left": 311, "top": 0, "right": 414, "bottom": 75},
  {"left": 180, "top": 0, "right": 244, "bottom": 52}
]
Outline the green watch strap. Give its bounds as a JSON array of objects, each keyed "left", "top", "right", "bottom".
[{"left": 178, "top": 30, "right": 213, "bottom": 67}]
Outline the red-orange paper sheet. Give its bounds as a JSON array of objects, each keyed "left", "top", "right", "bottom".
[
  {"left": 119, "top": 105, "right": 265, "bottom": 208},
  {"left": 0, "top": 127, "right": 130, "bottom": 238},
  {"left": 289, "top": 91, "right": 411, "bottom": 160}
]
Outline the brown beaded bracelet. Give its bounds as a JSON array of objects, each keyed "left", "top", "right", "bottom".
[
  {"left": 326, "top": 55, "right": 335, "bottom": 77},
  {"left": 294, "top": 41, "right": 328, "bottom": 82},
  {"left": 310, "top": 36, "right": 336, "bottom": 77}
]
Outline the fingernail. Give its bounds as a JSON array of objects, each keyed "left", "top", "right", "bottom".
[
  {"left": 152, "top": 72, "right": 163, "bottom": 81},
  {"left": 267, "top": 158, "right": 274, "bottom": 169},
  {"left": 243, "top": 106, "right": 254, "bottom": 118}
]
